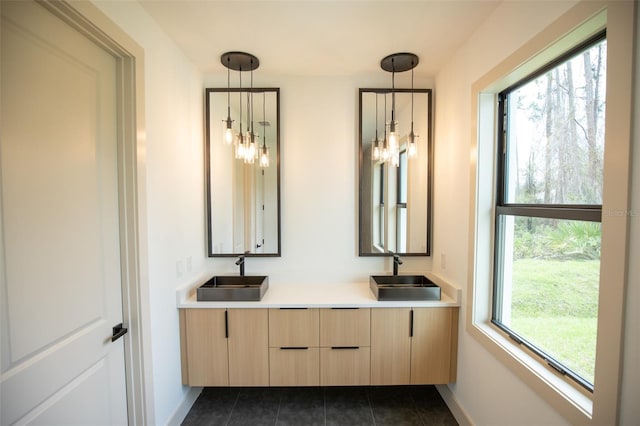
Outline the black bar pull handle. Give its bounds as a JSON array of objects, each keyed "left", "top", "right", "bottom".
[
  {"left": 224, "top": 310, "right": 229, "bottom": 338},
  {"left": 409, "top": 310, "right": 414, "bottom": 337},
  {"left": 111, "top": 323, "right": 128, "bottom": 342},
  {"left": 280, "top": 347, "right": 309, "bottom": 350},
  {"left": 331, "top": 346, "right": 359, "bottom": 350}
]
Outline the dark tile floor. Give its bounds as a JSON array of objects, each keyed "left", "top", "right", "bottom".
[{"left": 182, "top": 385, "right": 458, "bottom": 426}]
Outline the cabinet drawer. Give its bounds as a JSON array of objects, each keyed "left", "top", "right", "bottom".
[
  {"left": 269, "top": 308, "right": 319, "bottom": 347},
  {"left": 320, "top": 346, "right": 370, "bottom": 386},
  {"left": 320, "top": 308, "right": 370, "bottom": 347},
  {"left": 269, "top": 347, "right": 319, "bottom": 386}
]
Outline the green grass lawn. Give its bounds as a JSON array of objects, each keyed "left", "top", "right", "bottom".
[{"left": 508, "top": 259, "right": 599, "bottom": 384}]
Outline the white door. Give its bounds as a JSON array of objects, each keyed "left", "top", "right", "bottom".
[{"left": 1, "top": 1, "right": 128, "bottom": 424}]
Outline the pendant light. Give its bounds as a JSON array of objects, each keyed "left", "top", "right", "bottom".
[
  {"left": 235, "top": 66, "right": 245, "bottom": 160},
  {"left": 372, "top": 93, "right": 381, "bottom": 161},
  {"left": 259, "top": 92, "right": 270, "bottom": 168},
  {"left": 220, "top": 51, "right": 260, "bottom": 161},
  {"left": 381, "top": 94, "right": 389, "bottom": 162},
  {"left": 222, "top": 56, "right": 234, "bottom": 144},
  {"left": 407, "top": 58, "right": 418, "bottom": 158},
  {"left": 245, "top": 63, "right": 258, "bottom": 164},
  {"left": 380, "top": 52, "right": 419, "bottom": 167}
]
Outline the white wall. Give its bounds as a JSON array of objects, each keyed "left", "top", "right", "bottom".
[
  {"left": 89, "top": 2, "right": 204, "bottom": 424},
  {"left": 435, "top": 1, "right": 639, "bottom": 425}
]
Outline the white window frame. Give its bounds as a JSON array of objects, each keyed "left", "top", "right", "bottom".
[{"left": 468, "top": 2, "right": 634, "bottom": 424}]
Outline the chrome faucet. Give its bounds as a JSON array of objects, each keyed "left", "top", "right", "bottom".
[
  {"left": 389, "top": 251, "right": 403, "bottom": 275},
  {"left": 235, "top": 252, "right": 248, "bottom": 276}
]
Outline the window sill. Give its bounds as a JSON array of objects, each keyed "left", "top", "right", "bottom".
[{"left": 470, "top": 319, "right": 593, "bottom": 422}]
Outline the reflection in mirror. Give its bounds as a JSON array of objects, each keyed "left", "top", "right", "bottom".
[
  {"left": 359, "top": 88, "right": 432, "bottom": 256},
  {"left": 206, "top": 88, "right": 280, "bottom": 257}
]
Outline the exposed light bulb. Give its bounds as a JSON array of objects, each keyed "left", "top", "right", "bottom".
[
  {"left": 244, "top": 132, "right": 256, "bottom": 163},
  {"left": 223, "top": 119, "right": 234, "bottom": 144},
  {"left": 388, "top": 120, "right": 398, "bottom": 153},
  {"left": 407, "top": 132, "right": 418, "bottom": 158},
  {"left": 259, "top": 146, "right": 269, "bottom": 168},
  {"left": 391, "top": 151, "right": 400, "bottom": 168},
  {"left": 372, "top": 138, "right": 381, "bottom": 161}
]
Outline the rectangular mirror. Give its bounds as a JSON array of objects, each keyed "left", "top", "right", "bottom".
[
  {"left": 359, "top": 88, "right": 432, "bottom": 256},
  {"left": 206, "top": 88, "right": 281, "bottom": 257}
]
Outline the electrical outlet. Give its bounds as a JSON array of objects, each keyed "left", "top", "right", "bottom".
[
  {"left": 176, "top": 260, "right": 184, "bottom": 278},
  {"left": 186, "top": 256, "right": 192, "bottom": 273},
  {"left": 441, "top": 254, "right": 447, "bottom": 270}
]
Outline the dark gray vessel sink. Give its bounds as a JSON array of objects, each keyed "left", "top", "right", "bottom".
[
  {"left": 370, "top": 275, "right": 441, "bottom": 301},
  {"left": 197, "top": 276, "right": 269, "bottom": 301}
]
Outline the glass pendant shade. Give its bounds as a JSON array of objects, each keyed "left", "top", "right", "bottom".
[
  {"left": 372, "top": 138, "right": 381, "bottom": 161},
  {"left": 235, "top": 134, "right": 245, "bottom": 159},
  {"left": 387, "top": 120, "right": 399, "bottom": 153},
  {"left": 223, "top": 117, "right": 234, "bottom": 144},
  {"left": 390, "top": 151, "right": 400, "bottom": 168},
  {"left": 259, "top": 145, "right": 269, "bottom": 168},
  {"left": 245, "top": 133, "right": 257, "bottom": 163},
  {"left": 407, "top": 130, "right": 418, "bottom": 158},
  {"left": 380, "top": 136, "right": 390, "bottom": 162}
]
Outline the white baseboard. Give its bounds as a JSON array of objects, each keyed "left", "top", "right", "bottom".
[
  {"left": 166, "top": 386, "right": 202, "bottom": 426},
  {"left": 436, "top": 384, "right": 473, "bottom": 426}
]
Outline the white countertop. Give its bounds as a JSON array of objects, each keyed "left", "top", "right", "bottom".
[{"left": 176, "top": 273, "right": 461, "bottom": 309}]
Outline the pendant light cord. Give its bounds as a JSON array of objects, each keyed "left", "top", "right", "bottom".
[
  {"left": 262, "top": 92, "right": 267, "bottom": 148},
  {"left": 391, "top": 58, "right": 396, "bottom": 122},
  {"left": 383, "top": 91, "right": 388, "bottom": 150},
  {"left": 411, "top": 61, "right": 414, "bottom": 132},
  {"left": 227, "top": 59, "right": 231, "bottom": 119},
  {"left": 238, "top": 66, "right": 242, "bottom": 137},
  {"left": 250, "top": 60, "right": 254, "bottom": 136}
]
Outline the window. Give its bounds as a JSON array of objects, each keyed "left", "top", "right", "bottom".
[
  {"left": 493, "top": 32, "right": 606, "bottom": 392},
  {"left": 373, "top": 163, "right": 385, "bottom": 249},
  {"left": 396, "top": 150, "right": 408, "bottom": 252}
]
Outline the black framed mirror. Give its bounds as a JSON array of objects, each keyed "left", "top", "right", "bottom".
[
  {"left": 205, "top": 88, "right": 281, "bottom": 257},
  {"left": 358, "top": 88, "right": 433, "bottom": 256}
]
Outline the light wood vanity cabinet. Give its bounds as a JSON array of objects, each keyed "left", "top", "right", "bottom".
[
  {"left": 227, "top": 309, "right": 269, "bottom": 386},
  {"left": 319, "top": 308, "right": 371, "bottom": 386},
  {"left": 181, "top": 309, "right": 229, "bottom": 386},
  {"left": 371, "top": 307, "right": 458, "bottom": 385},
  {"left": 180, "top": 308, "right": 269, "bottom": 387},
  {"left": 370, "top": 308, "right": 412, "bottom": 385},
  {"left": 268, "top": 308, "right": 320, "bottom": 386},
  {"left": 180, "top": 305, "right": 458, "bottom": 387}
]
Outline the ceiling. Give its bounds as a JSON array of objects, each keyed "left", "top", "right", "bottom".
[{"left": 138, "top": 0, "right": 502, "bottom": 77}]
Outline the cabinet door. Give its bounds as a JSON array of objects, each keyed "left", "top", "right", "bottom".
[
  {"left": 320, "top": 308, "right": 370, "bottom": 347},
  {"left": 183, "top": 309, "right": 229, "bottom": 386},
  {"left": 370, "top": 308, "right": 411, "bottom": 385},
  {"left": 270, "top": 347, "right": 320, "bottom": 386},
  {"left": 320, "top": 347, "right": 370, "bottom": 386},
  {"left": 269, "top": 308, "right": 319, "bottom": 347},
  {"left": 411, "top": 307, "right": 458, "bottom": 384},
  {"left": 228, "top": 308, "right": 269, "bottom": 386}
]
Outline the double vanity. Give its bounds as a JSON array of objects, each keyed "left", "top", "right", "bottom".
[
  {"left": 187, "top": 80, "right": 451, "bottom": 388},
  {"left": 177, "top": 273, "right": 460, "bottom": 388}
]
